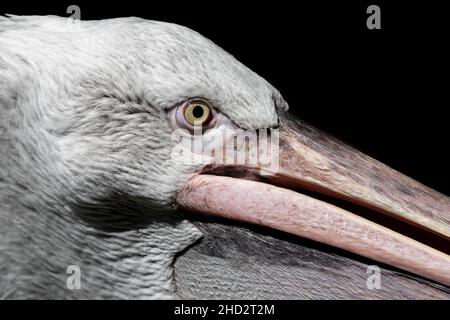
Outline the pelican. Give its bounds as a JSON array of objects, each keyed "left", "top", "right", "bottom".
[{"left": 0, "top": 15, "right": 449, "bottom": 299}]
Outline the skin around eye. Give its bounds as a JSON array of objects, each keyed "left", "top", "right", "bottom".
[{"left": 174, "top": 99, "right": 215, "bottom": 133}]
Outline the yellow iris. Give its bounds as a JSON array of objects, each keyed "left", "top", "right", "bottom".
[{"left": 184, "top": 101, "right": 211, "bottom": 126}]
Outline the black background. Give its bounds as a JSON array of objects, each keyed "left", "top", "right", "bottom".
[
  {"left": 1, "top": 300, "right": 447, "bottom": 318},
  {"left": 2, "top": 1, "right": 449, "bottom": 195}
]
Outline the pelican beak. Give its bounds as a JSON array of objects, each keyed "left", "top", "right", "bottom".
[{"left": 176, "top": 115, "right": 450, "bottom": 286}]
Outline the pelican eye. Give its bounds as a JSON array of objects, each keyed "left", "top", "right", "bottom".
[
  {"left": 183, "top": 101, "right": 211, "bottom": 126},
  {"left": 174, "top": 99, "right": 216, "bottom": 133}
]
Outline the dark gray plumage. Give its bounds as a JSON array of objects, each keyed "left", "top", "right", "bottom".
[{"left": 176, "top": 219, "right": 450, "bottom": 299}]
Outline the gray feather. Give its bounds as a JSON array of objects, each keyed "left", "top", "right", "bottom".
[{"left": 175, "top": 219, "right": 450, "bottom": 299}]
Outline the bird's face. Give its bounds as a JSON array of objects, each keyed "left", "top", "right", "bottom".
[
  {"left": 1, "top": 17, "right": 287, "bottom": 298},
  {"left": 47, "top": 19, "right": 282, "bottom": 210},
  {"left": 1, "top": 16, "right": 448, "bottom": 298}
]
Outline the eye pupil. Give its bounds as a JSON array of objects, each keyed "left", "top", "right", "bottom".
[
  {"left": 179, "top": 100, "right": 212, "bottom": 129},
  {"left": 192, "top": 105, "right": 204, "bottom": 118}
]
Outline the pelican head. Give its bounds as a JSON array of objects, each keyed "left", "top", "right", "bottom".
[{"left": 0, "top": 15, "right": 448, "bottom": 299}]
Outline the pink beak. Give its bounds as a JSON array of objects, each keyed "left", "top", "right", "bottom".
[{"left": 176, "top": 116, "right": 450, "bottom": 286}]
